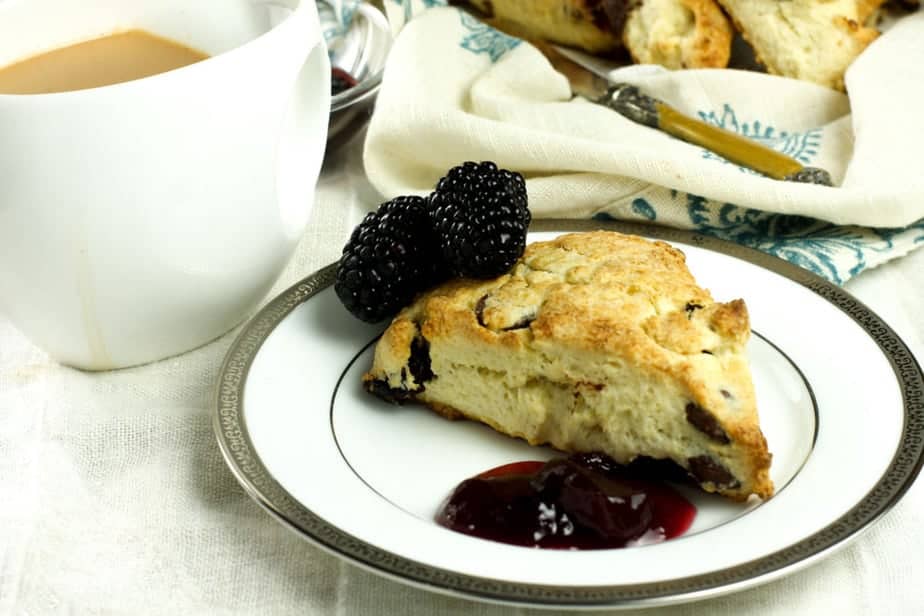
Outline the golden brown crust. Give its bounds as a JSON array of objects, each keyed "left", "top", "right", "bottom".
[
  {"left": 365, "top": 231, "right": 774, "bottom": 500},
  {"left": 461, "top": 0, "right": 894, "bottom": 89},
  {"left": 716, "top": 0, "right": 882, "bottom": 91},
  {"left": 857, "top": 0, "right": 890, "bottom": 22},
  {"left": 462, "top": 0, "right": 732, "bottom": 67},
  {"left": 680, "top": 0, "right": 734, "bottom": 67},
  {"left": 464, "top": 0, "right": 626, "bottom": 54},
  {"left": 623, "top": 0, "right": 733, "bottom": 68}
]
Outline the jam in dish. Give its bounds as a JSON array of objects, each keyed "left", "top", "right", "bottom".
[{"left": 436, "top": 452, "right": 696, "bottom": 549}]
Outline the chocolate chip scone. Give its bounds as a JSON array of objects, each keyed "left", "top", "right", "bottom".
[
  {"left": 458, "top": 0, "right": 733, "bottom": 69},
  {"left": 364, "top": 231, "right": 773, "bottom": 501}
]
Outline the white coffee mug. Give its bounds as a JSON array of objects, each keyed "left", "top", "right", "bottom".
[{"left": 0, "top": 0, "right": 330, "bottom": 369}]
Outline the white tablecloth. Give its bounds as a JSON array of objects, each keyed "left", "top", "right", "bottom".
[{"left": 2, "top": 131, "right": 923, "bottom": 615}]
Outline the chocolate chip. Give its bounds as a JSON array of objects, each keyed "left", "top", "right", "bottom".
[
  {"left": 720, "top": 389, "right": 732, "bottom": 399},
  {"left": 701, "top": 350, "right": 713, "bottom": 355},
  {"left": 364, "top": 379, "right": 416, "bottom": 405},
  {"left": 687, "top": 455, "right": 740, "bottom": 490},
  {"left": 625, "top": 456, "right": 696, "bottom": 485},
  {"left": 475, "top": 295, "right": 488, "bottom": 328},
  {"left": 685, "top": 403, "right": 730, "bottom": 444},
  {"left": 685, "top": 302, "right": 704, "bottom": 320},
  {"left": 408, "top": 336, "right": 434, "bottom": 385},
  {"left": 576, "top": 381, "right": 605, "bottom": 392},
  {"left": 587, "top": 0, "right": 637, "bottom": 34},
  {"left": 502, "top": 314, "right": 535, "bottom": 331}
]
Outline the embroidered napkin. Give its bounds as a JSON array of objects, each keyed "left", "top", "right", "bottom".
[
  {"left": 318, "top": 0, "right": 361, "bottom": 47},
  {"left": 361, "top": 0, "right": 924, "bottom": 284}
]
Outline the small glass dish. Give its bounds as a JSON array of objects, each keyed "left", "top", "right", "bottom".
[{"left": 328, "top": 1, "right": 391, "bottom": 146}]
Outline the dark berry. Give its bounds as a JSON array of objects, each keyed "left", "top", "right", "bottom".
[
  {"left": 429, "top": 161, "right": 530, "bottom": 279},
  {"left": 331, "top": 67, "right": 357, "bottom": 96},
  {"left": 335, "top": 196, "right": 444, "bottom": 322}
]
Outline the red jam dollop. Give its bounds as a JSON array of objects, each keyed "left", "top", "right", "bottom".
[
  {"left": 435, "top": 452, "right": 696, "bottom": 549},
  {"left": 331, "top": 67, "right": 358, "bottom": 96}
]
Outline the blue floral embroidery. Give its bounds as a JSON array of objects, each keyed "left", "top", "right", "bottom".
[
  {"left": 631, "top": 198, "right": 657, "bottom": 221},
  {"left": 697, "top": 104, "right": 822, "bottom": 173},
  {"left": 319, "top": 0, "right": 362, "bottom": 44},
  {"left": 593, "top": 195, "right": 924, "bottom": 284},
  {"left": 458, "top": 12, "right": 521, "bottom": 62},
  {"left": 384, "top": 1, "right": 518, "bottom": 61},
  {"left": 386, "top": 0, "right": 446, "bottom": 23},
  {"left": 684, "top": 195, "right": 924, "bottom": 284}
]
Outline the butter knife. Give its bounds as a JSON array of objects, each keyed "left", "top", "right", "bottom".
[{"left": 539, "top": 44, "right": 833, "bottom": 186}]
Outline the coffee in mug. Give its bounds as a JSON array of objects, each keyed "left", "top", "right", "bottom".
[
  {"left": 0, "top": 30, "right": 209, "bottom": 94},
  {"left": 0, "top": 0, "right": 330, "bottom": 370}
]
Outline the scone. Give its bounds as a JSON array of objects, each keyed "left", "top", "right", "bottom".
[
  {"left": 716, "top": 0, "right": 885, "bottom": 90},
  {"left": 457, "top": 0, "right": 629, "bottom": 55},
  {"left": 623, "top": 0, "right": 733, "bottom": 68},
  {"left": 364, "top": 231, "right": 773, "bottom": 501},
  {"left": 457, "top": 0, "right": 733, "bottom": 68}
]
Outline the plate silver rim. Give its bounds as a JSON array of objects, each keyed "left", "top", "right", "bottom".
[{"left": 213, "top": 219, "right": 924, "bottom": 609}]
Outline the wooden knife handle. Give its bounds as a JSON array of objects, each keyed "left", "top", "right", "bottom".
[{"left": 601, "top": 85, "right": 833, "bottom": 185}]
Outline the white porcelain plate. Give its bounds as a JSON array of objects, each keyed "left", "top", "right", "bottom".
[{"left": 214, "top": 220, "right": 924, "bottom": 609}]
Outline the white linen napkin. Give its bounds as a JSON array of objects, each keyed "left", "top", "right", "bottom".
[{"left": 362, "top": 1, "right": 924, "bottom": 284}]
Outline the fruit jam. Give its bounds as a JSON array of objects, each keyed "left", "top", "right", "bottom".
[
  {"left": 331, "top": 67, "right": 357, "bottom": 96},
  {"left": 435, "top": 453, "right": 696, "bottom": 549}
]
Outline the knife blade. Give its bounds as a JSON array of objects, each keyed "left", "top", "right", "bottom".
[{"left": 538, "top": 43, "right": 833, "bottom": 186}]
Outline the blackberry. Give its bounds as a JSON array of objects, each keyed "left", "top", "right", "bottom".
[
  {"left": 429, "top": 161, "right": 530, "bottom": 278},
  {"left": 335, "top": 196, "right": 444, "bottom": 323}
]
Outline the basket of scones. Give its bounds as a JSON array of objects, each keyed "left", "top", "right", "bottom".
[{"left": 453, "top": 0, "right": 920, "bottom": 90}]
